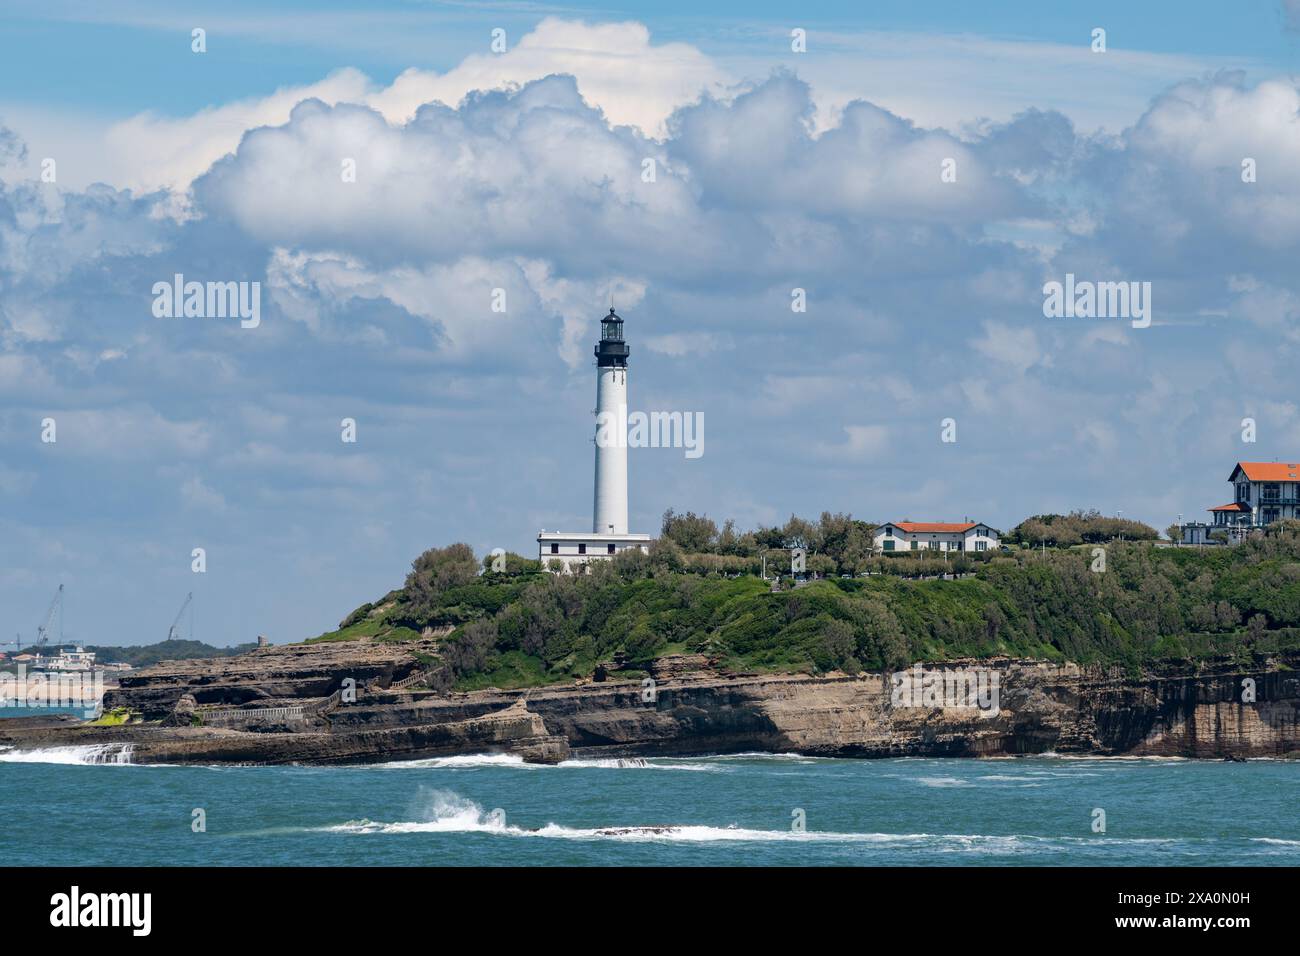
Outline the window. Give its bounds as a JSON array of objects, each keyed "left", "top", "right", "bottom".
[
  {"left": 883, "top": 540, "right": 895, "bottom": 551},
  {"left": 607, "top": 543, "right": 616, "bottom": 554},
  {"left": 976, "top": 541, "right": 987, "bottom": 552},
  {"left": 910, "top": 541, "right": 918, "bottom": 551},
  {"left": 578, "top": 543, "right": 587, "bottom": 555},
  {"left": 550, "top": 543, "right": 558, "bottom": 554},
  {"left": 1238, "top": 483, "right": 1250, "bottom": 503},
  {"left": 1264, "top": 483, "right": 1280, "bottom": 503},
  {"left": 884, "top": 526, "right": 893, "bottom": 537}
]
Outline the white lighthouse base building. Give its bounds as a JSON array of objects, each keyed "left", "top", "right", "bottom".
[{"left": 537, "top": 531, "right": 652, "bottom": 573}]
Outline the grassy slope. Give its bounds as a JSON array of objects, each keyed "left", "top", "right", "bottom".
[{"left": 310, "top": 538, "right": 1300, "bottom": 690}]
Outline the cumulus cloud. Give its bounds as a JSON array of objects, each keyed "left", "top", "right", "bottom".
[
  {"left": 368, "top": 18, "right": 729, "bottom": 136},
  {"left": 3, "top": 18, "right": 1300, "bottom": 648},
  {"left": 78, "top": 19, "right": 727, "bottom": 195},
  {"left": 971, "top": 321, "right": 1046, "bottom": 374}
]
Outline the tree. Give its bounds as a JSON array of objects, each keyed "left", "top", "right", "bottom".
[
  {"left": 781, "top": 514, "right": 818, "bottom": 551},
  {"left": 405, "top": 543, "right": 480, "bottom": 618},
  {"left": 444, "top": 619, "right": 498, "bottom": 676},
  {"left": 647, "top": 536, "right": 684, "bottom": 572},
  {"left": 717, "top": 519, "right": 739, "bottom": 554},
  {"left": 1165, "top": 523, "right": 1182, "bottom": 544},
  {"left": 661, "top": 509, "right": 719, "bottom": 552}
]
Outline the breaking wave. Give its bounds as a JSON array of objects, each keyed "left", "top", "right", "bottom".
[
  {"left": 370, "top": 754, "right": 535, "bottom": 770},
  {"left": 0, "top": 743, "right": 134, "bottom": 765},
  {"left": 315, "top": 790, "right": 1174, "bottom": 850},
  {"left": 559, "top": 757, "right": 723, "bottom": 772}
]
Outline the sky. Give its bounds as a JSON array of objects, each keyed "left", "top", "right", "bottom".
[{"left": 3, "top": 1, "right": 1300, "bottom": 647}]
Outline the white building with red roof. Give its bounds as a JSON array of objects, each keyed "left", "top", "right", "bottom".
[
  {"left": 874, "top": 520, "right": 1000, "bottom": 554},
  {"left": 1182, "top": 461, "right": 1300, "bottom": 544}
]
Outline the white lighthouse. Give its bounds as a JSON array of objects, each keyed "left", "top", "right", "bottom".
[
  {"left": 538, "top": 308, "right": 651, "bottom": 572},
  {"left": 593, "top": 308, "right": 629, "bottom": 535}
]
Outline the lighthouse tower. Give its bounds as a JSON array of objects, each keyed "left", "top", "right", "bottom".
[
  {"left": 537, "top": 307, "right": 651, "bottom": 572},
  {"left": 593, "top": 308, "right": 629, "bottom": 535}
]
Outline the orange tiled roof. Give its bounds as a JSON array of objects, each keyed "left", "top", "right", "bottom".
[
  {"left": 1233, "top": 462, "right": 1300, "bottom": 481},
  {"left": 891, "top": 521, "right": 979, "bottom": 533},
  {"left": 1209, "top": 502, "right": 1250, "bottom": 512}
]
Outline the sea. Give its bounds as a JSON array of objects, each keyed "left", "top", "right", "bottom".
[{"left": 2, "top": 714, "right": 1298, "bottom": 866}]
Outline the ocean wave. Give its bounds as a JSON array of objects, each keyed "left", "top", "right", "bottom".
[
  {"left": 559, "top": 757, "right": 723, "bottom": 772},
  {"left": 915, "top": 776, "right": 974, "bottom": 787},
  {"left": 315, "top": 790, "right": 1099, "bottom": 847},
  {"left": 1034, "top": 752, "right": 1188, "bottom": 762},
  {"left": 1251, "top": 837, "right": 1300, "bottom": 846},
  {"left": 366, "top": 753, "right": 768, "bottom": 771},
  {"left": 0, "top": 743, "right": 134, "bottom": 765},
  {"left": 369, "top": 753, "right": 538, "bottom": 770},
  {"left": 708, "top": 752, "right": 818, "bottom": 762}
]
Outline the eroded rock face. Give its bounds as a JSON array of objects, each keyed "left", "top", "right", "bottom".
[
  {"left": 105, "top": 639, "right": 437, "bottom": 718},
  {"left": 3, "top": 644, "right": 1297, "bottom": 764}
]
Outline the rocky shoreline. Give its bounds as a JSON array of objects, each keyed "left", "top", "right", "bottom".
[{"left": 2, "top": 639, "right": 1297, "bottom": 764}]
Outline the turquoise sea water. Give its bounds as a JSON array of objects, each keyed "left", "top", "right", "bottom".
[{"left": 2, "top": 742, "right": 1298, "bottom": 866}]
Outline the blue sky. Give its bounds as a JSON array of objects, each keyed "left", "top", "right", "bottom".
[{"left": 3, "top": 2, "right": 1300, "bottom": 647}]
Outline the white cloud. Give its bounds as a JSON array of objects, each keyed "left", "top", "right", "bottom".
[
  {"left": 369, "top": 18, "right": 729, "bottom": 136},
  {"left": 180, "top": 475, "right": 227, "bottom": 511},
  {"left": 817, "top": 424, "right": 889, "bottom": 460},
  {"left": 3, "top": 17, "right": 1252, "bottom": 196},
  {"left": 971, "top": 321, "right": 1045, "bottom": 374},
  {"left": 101, "top": 69, "right": 375, "bottom": 195},
  {"left": 642, "top": 331, "right": 727, "bottom": 357}
]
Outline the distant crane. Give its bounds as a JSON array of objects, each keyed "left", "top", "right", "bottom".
[
  {"left": 36, "top": 584, "right": 64, "bottom": 647},
  {"left": 167, "top": 592, "right": 194, "bottom": 642},
  {"left": 3, "top": 584, "right": 65, "bottom": 651}
]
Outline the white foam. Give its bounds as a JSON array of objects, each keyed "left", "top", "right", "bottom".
[
  {"left": 709, "top": 752, "right": 818, "bottom": 762},
  {"left": 559, "top": 757, "right": 722, "bottom": 772},
  {"left": 0, "top": 743, "right": 134, "bottom": 765},
  {"left": 370, "top": 753, "right": 534, "bottom": 770},
  {"left": 315, "top": 790, "right": 1070, "bottom": 847},
  {"left": 916, "top": 776, "right": 973, "bottom": 787}
]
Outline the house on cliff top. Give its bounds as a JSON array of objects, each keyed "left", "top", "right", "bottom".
[{"left": 1181, "top": 461, "right": 1300, "bottom": 544}]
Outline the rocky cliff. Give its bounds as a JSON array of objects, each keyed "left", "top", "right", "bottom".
[{"left": 2, "top": 639, "right": 1296, "bottom": 764}]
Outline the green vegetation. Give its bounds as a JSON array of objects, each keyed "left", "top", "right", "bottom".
[
  {"left": 1006, "top": 509, "right": 1159, "bottom": 547},
  {"left": 315, "top": 523, "right": 1300, "bottom": 691},
  {"left": 89, "top": 706, "right": 134, "bottom": 726},
  {"left": 86, "top": 639, "right": 257, "bottom": 667}
]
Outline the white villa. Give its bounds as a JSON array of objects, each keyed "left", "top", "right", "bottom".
[
  {"left": 1181, "top": 461, "right": 1300, "bottom": 545},
  {"left": 874, "top": 521, "right": 1001, "bottom": 554}
]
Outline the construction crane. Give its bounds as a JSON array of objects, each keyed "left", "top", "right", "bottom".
[
  {"left": 3, "top": 584, "right": 65, "bottom": 651},
  {"left": 31, "top": 584, "right": 64, "bottom": 650},
  {"left": 167, "top": 592, "right": 193, "bottom": 642}
]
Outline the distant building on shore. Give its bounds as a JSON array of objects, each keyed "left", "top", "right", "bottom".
[
  {"left": 1181, "top": 460, "right": 1300, "bottom": 545},
  {"left": 538, "top": 308, "right": 651, "bottom": 573},
  {"left": 874, "top": 521, "right": 1000, "bottom": 553}
]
